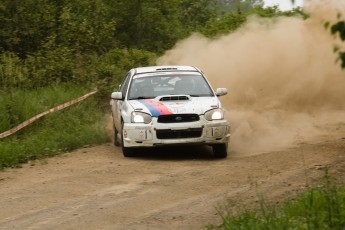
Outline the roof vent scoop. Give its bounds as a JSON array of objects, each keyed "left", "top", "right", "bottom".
[
  {"left": 156, "top": 67, "right": 178, "bottom": 71},
  {"left": 159, "top": 95, "right": 190, "bottom": 101}
]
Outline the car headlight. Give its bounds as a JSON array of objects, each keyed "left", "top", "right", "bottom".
[
  {"left": 131, "top": 111, "right": 152, "bottom": 124},
  {"left": 205, "top": 108, "right": 224, "bottom": 121}
]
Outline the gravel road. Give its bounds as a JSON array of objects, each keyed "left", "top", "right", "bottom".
[{"left": 0, "top": 123, "right": 344, "bottom": 230}]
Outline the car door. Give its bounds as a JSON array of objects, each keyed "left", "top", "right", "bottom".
[{"left": 113, "top": 72, "right": 131, "bottom": 131}]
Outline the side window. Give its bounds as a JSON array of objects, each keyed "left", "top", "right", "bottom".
[{"left": 120, "top": 73, "right": 131, "bottom": 97}]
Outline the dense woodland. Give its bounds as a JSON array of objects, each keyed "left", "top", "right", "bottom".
[{"left": 0, "top": 0, "right": 305, "bottom": 98}]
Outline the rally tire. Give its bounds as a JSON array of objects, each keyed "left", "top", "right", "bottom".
[
  {"left": 113, "top": 124, "right": 121, "bottom": 147},
  {"left": 212, "top": 143, "right": 228, "bottom": 158},
  {"left": 121, "top": 122, "right": 136, "bottom": 157}
]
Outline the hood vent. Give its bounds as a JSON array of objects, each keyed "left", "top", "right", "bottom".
[
  {"left": 159, "top": 95, "right": 190, "bottom": 101},
  {"left": 156, "top": 67, "right": 178, "bottom": 71}
]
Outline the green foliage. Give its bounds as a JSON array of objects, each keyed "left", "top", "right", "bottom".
[
  {"left": 215, "top": 0, "right": 264, "bottom": 14},
  {"left": 0, "top": 47, "right": 156, "bottom": 102},
  {"left": 252, "top": 5, "right": 306, "bottom": 18},
  {"left": 52, "top": 0, "right": 117, "bottom": 54},
  {"left": 93, "top": 48, "right": 157, "bottom": 101},
  {"left": 0, "top": 0, "right": 222, "bottom": 56},
  {"left": 0, "top": 52, "right": 28, "bottom": 89},
  {"left": 332, "top": 21, "right": 345, "bottom": 40},
  {"left": 0, "top": 0, "right": 305, "bottom": 94},
  {"left": 26, "top": 47, "right": 76, "bottom": 86},
  {"left": 330, "top": 20, "right": 345, "bottom": 69},
  {"left": 201, "top": 12, "right": 247, "bottom": 38},
  {"left": 0, "top": 0, "right": 117, "bottom": 58},
  {"left": 200, "top": 5, "right": 304, "bottom": 38},
  {"left": 0, "top": 85, "right": 108, "bottom": 169},
  {"left": 0, "top": 0, "right": 56, "bottom": 58},
  {"left": 104, "top": 0, "right": 215, "bottom": 53},
  {"left": 0, "top": 0, "right": 308, "bottom": 58},
  {"left": 178, "top": 0, "right": 218, "bottom": 31},
  {"left": 208, "top": 173, "right": 345, "bottom": 230}
]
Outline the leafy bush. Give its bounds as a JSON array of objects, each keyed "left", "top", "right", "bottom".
[
  {"left": 330, "top": 20, "right": 345, "bottom": 69},
  {"left": 0, "top": 52, "right": 28, "bottom": 89},
  {"left": 0, "top": 48, "right": 156, "bottom": 102},
  {"left": 200, "top": 6, "right": 305, "bottom": 38},
  {"left": 94, "top": 48, "right": 157, "bottom": 97}
]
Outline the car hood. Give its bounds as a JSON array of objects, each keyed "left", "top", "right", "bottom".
[{"left": 128, "top": 96, "right": 220, "bottom": 117}]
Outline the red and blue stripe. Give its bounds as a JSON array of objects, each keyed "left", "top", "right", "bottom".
[{"left": 139, "top": 99, "right": 172, "bottom": 117}]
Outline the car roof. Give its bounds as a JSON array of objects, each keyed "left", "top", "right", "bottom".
[{"left": 133, "top": 66, "right": 200, "bottom": 75}]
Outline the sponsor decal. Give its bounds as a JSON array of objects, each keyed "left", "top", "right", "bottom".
[{"left": 138, "top": 99, "right": 172, "bottom": 117}]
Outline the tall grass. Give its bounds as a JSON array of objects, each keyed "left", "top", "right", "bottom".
[
  {"left": 208, "top": 171, "right": 345, "bottom": 229},
  {"left": 0, "top": 84, "right": 109, "bottom": 169}
]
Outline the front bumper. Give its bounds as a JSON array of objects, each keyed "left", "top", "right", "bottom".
[{"left": 122, "top": 117, "right": 230, "bottom": 148}]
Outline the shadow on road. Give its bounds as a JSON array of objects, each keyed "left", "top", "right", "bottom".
[{"left": 126, "top": 145, "right": 220, "bottom": 161}]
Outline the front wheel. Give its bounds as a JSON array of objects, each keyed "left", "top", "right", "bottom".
[
  {"left": 212, "top": 143, "right": 228, "bottom": 158},
  {"left": 113, "top": 124, "right": 121, "bottom": 147},
  {"left": 121, "top": 122, "right": 136, "bottom": 157}
]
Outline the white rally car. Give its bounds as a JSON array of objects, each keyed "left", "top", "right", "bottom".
[{"left": 110, "top": 66, "right": 230, "bottom": 158}]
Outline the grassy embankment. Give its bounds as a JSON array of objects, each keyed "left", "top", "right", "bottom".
[
  {"left": 0, "top": 84, "right": 109, "bottom": 169},
  {"left": 208, "top": 173, "right": 345, "bottom": 229}
]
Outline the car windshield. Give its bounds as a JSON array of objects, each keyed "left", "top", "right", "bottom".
[{"left": 127, "top": 73, "right": 214, "bottom": 100}]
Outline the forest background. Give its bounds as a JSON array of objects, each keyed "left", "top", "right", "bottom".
[{"left": 0, "top": 0, "right": 320, "bottom": 168}]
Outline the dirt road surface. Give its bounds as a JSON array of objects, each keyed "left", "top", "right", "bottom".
[{"left": 0, "top": 122, "right": 344, "bottom": 230}]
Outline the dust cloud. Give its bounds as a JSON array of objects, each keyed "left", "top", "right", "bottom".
[{"left": 157, "top": 0, "right": 345, "bottom": 155}]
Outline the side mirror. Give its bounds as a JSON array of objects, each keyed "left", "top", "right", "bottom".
[
  {"left": 111, "top": 92, "right": 123, "bottom": 100},
  {"left": 215, "top": 88, "right": 228, "bottom": 97}
]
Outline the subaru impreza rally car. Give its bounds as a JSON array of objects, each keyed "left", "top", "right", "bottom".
[{"left": 110, "top": 66, "right": 230, "bottom": 158}]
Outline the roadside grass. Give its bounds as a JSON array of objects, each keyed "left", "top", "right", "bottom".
[
  {"left": 0, "top": 84, "right": 109, "bottom": 169},
  {"left": 208, "top": 172, "right": 345, "bottom": 230}
]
